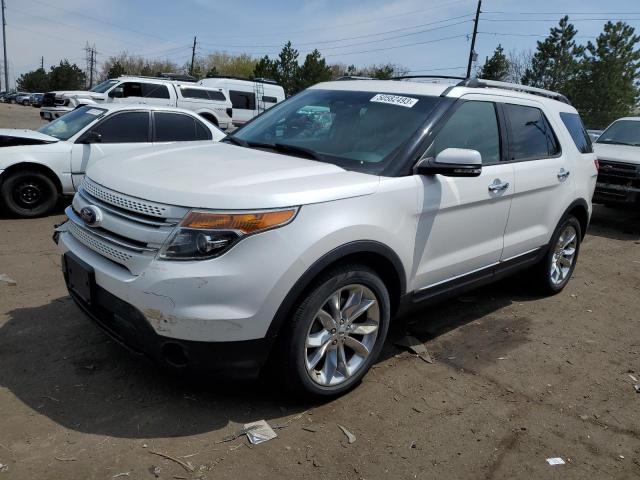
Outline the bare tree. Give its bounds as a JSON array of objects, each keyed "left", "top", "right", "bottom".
[{"left": 506, "top": 49, "right": 533, "bottom": 84}]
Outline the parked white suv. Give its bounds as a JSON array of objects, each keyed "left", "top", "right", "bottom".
[
  {"left": 0, "top": 104, "right": 224, "bottom": 217},
  {"left": 41, "top": 76, "right": 234, "bottom": 130},
  {"left": 54, "top": 78, "right": 598, "bottom": 397}
]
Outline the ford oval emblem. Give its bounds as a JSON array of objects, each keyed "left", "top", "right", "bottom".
[{"left": 80, "top": 205, "right": 103, "bottom": 227}]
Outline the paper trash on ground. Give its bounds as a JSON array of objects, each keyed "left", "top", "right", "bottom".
[
  {"left": 244, "top": 420, "right": 277, "bottom": 445},
  {"left": 546, "top": 457, "right": 566, "bottom": 466}
]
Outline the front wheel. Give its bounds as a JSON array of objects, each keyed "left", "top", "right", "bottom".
[
  {"left": 531, "top": 215, "right": 582, "bottom": 294},
  {"left": 280, "top": 265, "right": 390, "bottom": 398},
  {"left": 0, "top": 170, "right": 59, "bottom": 218}
]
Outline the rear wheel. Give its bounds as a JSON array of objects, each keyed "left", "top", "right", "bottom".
[
  {"left": 0, "top": 170, "right": 59, "bottom": 218},
  {"left": 280, "top": 265, "right": 390, "bottom": 398},
  {"left": 531, "top": 215, "right": 581, "bottom": 294},
  {"left": 22, "top": 99, "right": 29, "bottom": 106}
]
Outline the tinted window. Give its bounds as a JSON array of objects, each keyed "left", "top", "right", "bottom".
[
  {"left": 121, "top": 82, "right": 142, "bottom": 98},
  {"left": 230, "top": 90, "right": 256, "bottom": 110},
  {"left": 92, "top": 112, "right": 149, "bottom": 143},
  {"left": 207, "top": 90, "right": 226, "bottom": 101},
  {"left": 430, "top": 101, "right": 500, "bottom": 164},
  {"left": 263, "top": 96, "right": 278, "bottom": 103},
  {"left": 181, "top": 88, "right": 209, "bottom": 100},
  {"left": 195, "top": 120, "right": 212, "bottom": 140},
  {"left": 154, "top": 112, "right": 200, "bottom": 141},
  {"left": 40, "top": 106, "right": 107, "bottom": 140},
  {"left": 596, "top": 120, "right": 640, "bottom": 147},
  {"left": 504, "top": 104, "right": 560, "bottom": 161},
  {"left": 142, "top": 83, "right": 170, "bottom": 99},
  {"left": 560, "top": 112, "right": 593, "bottom": 153}
]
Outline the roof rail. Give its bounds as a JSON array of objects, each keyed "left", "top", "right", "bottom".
[
  {"left": 336, "top": 75, "right": 375, "bottom": 81},
  {"left": 117, "top": 73, "right": 197, "bottom": 82},
  {"left": 203, "top": 74, "right": 280, "bottom": 85},
  {"left": 391, "top": 75, "right": 467, "bottom": 82},
  {"left": 463, "top": 78, "right": 571, "bottom": 104}
]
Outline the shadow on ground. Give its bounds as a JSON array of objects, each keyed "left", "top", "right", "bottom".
[{"left": 588, "top": 203, "right": 640, "bottom": 240}]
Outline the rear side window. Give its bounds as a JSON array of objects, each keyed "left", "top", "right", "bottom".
[
  {"left": 154, "top": 112, "right": 212, "bottom": 141},
  {"left": 560, "top": 112, "right": 593, "bottom": 153},
  {"left": 230, "top": 90, "right": 256, "bottom": 110},
  {"left": 504, "top": 104, "right": 560, "bottom": 161},
  {"left": 207, "top": 90, "right": 226, "bottom": 101},
  {"left": 430, "top": 100, "right": 501, "bottom": 165},
  {"left": 92, "top": 112, "right": 150, "bottom": 143},
  {"left": 263, "top": 95, "right": 278, "bottom": 103},
  {"left": 181, "top": 88, "right": 209, "bottom": 100},
  {"left": 142, "top": 83, "right": 170, "bottom": 99}
]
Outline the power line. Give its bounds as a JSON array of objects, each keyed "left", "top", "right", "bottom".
[
  {"left": 479, "top": 31, "right": 593, "bottom": 39},
  {"left": 323, "top": 33, "right": 469, "bottom": 58},
  {"left": 482, "top": 17, "right": 640, "bottom": 22},
  {"left": 483, "top": 11, "right": 640, "bottom": 15},
  {"left": 408, "top": 65, "right": 467, "bottom": 73}
]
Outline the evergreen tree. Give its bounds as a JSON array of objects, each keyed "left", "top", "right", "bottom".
[
  {"left": 522, "top": 16, "right": 584, "bottom": 92},
  {"left": 16, "top": 67, "right": 49, "bottom": 92},
  {"left": 276, "top": 41, "right": 300, "bottom": 96},
  {"left": 253, "top": 55, "right": 278, "bottom": 81},
  {"left": 48, "top": 60, "right": 86, "bottom": 90},
  {"left": 107, "top": 61, "right": 126, "bottom": 79},
  {"left": 572, "top": 21, "right": 640, "bottom": 128},
  {"left": 479, "top": 44, "right": 509, "bottom": 81},
  {"left": 296, "top": 49, "right": 332, "bottom": 90}
]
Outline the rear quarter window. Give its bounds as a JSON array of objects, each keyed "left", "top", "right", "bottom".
[
  {"left": 560, "top": 112, "right": 593, "bottom": 153},
  {"left": 504, "top": 104, "right": 560, "bottom": 161}
]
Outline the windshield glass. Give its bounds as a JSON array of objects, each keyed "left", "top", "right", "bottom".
[
  {"left": 90, "top": 79, "right": 118, "bottom": 93},
  {"left": 232, "top": 88, "right": 441, "bottom": 173},
  {"left": 596, "top": 120, "right": 640, "bottom": 146},
  {"left": 38, "top": 106, "right": 107, "bottom": 140}
]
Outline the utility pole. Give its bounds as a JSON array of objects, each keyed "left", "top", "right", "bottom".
[
  {"left": 41, "top": 56, "right": 44, "bottom": 69},
  {"left": 190, "top": 36, "right": 197, "bottom": 76},
  {"left": 89, "top": 48, "right": 95, "bottom": 87},
  {"left": 1, "top": 0, "right": 8, "bottom": 91},
  {"left": 466, "top": 0, "right": 481, "bottom": 79}
]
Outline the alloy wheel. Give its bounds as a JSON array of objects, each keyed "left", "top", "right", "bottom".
[{"left": 549, "top": 225, "right": 578, "bottom": 286}]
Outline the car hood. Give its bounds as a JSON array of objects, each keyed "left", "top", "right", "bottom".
[
  {"left": 86, "top": 142, "right": 380, "bottom": 209},
  {"left": 594, "top": 143, "right": 640, "bottom": 166},
  {"left": 0, "top": 128, "right": 59, "bottom": 146}
]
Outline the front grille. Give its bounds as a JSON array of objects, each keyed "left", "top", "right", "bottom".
[
  {"left": 42, "top": 92, "right": 55, "bottom": 107},
  {"left": 66, "top": 178, "right": 189, "bottom": 274},
  {"left": 597, "top": 160, "right": 640, "bottom": 187}
]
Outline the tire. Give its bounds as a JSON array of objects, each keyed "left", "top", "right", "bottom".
[
  {"left": 530, "top": 215, "right": 582, "bottom": 295},
  {"left": 279, "top": 264, "right": 390, "bottom": 398},
  {"left": 22, "top": 100, "right": 29, "bottom": 106},
  {"left": 0, "top": 170, "right": 59, "bottom": 218}
]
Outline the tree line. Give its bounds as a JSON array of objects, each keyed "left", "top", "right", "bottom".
[{"left": 478, "top": 17, "right": 640, "bottom": 128}]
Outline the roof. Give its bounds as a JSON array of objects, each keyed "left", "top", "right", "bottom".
[
  {"left": 79, "top": 103, "right": 206, "bottom": 116},
  {"left": 311, "top": 78, "right": 576, "bottom": 112}
]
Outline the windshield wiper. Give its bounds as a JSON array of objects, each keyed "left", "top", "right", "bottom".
[
  {"left": 597, "top": 140, "right": 636, "bottom": 146},
  {"left": 222, "top": 135, "right": 249, "bottom": 147},
  {"left": 271, "top": 143, "right": 323, "bottom": 161}
]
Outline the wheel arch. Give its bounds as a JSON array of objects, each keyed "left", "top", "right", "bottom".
[
  {"left": 562, "top": 198, "right": 590, "bottom": 239},
  {"left": 266, "top": 240, "right": 407, "bottom": 338},
  {"left": 0, "top": 162, "right": 63, "bottom": 194}
]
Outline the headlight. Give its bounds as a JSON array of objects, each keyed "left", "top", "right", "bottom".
[{"left": 158, "top": 208, "right": 298, "bottom": 260}]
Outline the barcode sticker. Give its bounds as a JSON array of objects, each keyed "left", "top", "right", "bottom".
[
  {"left": 86, "top": 108, "right": 103, "bottom": 115},
  {"left": 370, "top": 93, "right": 418, "bottom": 108}
]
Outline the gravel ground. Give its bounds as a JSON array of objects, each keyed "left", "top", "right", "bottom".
[{"left": 1, "top": 104, "right": 639, "bottom": 479}]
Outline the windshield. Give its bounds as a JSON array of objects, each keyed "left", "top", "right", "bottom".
[
  {"left": 231, "top": 88, "right": 441, "bottom": 174},
  {"left": 596, "top": 120, "right": 640, "bottom": 147},
  {"left": 90, "top": 79, "right": 118, "bottom": 93},
  {"left": 38, "top": 106, "right": 107, "bottom": 140}
]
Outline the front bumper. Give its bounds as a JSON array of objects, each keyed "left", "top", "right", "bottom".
[
  {"left": 40, "top": 106, "right": 72, "bottom": 120},
  {"left": 62, "top": 252, "right": 275, "bottom": 376},
  {"left": 593, "top": 182, "right": 640, "bottom": 204}
]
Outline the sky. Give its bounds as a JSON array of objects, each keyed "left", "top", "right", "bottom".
[{"left": 3, "top": 0, "right": 640, "bottom": 89}]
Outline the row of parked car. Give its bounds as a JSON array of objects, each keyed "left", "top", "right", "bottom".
[
  {"left": 0, "top": 91, "right": 44, "bottom": 107},
  {"left": 1, "top": 73, "right": 637, "bottom": 397}
]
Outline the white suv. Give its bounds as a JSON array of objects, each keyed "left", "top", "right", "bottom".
[{"left": 54, "top": 78, "right": 598, "bottom": 397}]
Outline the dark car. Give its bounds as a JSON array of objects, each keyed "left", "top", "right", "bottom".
[{"left": 30, "top": 93, "right": 44, "bottom": 107}]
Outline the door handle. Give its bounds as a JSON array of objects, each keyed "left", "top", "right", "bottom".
[
  {"left": 488, "top": 181, "right": 510, "bottom": 193},
  {"left": 557, "top": 169, "right": 570, "bottom": 181}
]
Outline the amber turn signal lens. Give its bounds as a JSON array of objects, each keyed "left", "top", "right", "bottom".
[{"left": 180, "top": 209, "right": 296, "bottom": 234}]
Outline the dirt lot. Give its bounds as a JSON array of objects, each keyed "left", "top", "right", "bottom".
[{"left": 1, "top": 105, "right": 640, "bottom": 479}]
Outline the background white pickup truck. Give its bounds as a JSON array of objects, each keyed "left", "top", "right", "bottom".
[{"left": 41, "top": 76, "right": 234, "bottom": 130}]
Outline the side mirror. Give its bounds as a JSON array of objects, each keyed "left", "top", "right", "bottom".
[
  {"left": 108, "top": 86, "right": 124, "bottom": 98},
  {"left": 415, "top": 148, "right": 482, "bottom": 177},
  {"left": 78, "top": 131, "right": 102, "bottom": 144}
]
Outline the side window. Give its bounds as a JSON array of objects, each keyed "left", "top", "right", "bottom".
[
  {"left": 560, "top": 112, "right": 593, "bottom": 153},
  {"left": 121, "top": 82, "right": 142, "bottom": 98},
  {"left": 229, "top": 90, "right": 256, "bottom": 110},
  {"left": 207, "top": 90, "right": 227, "bottom": 101},
  {"left": 504, "top": 104, "right": 560, "bottom": 161},
  {"left": 92, "top": 112, "right": 150, "bottom": 143},
  {"left": 142, "top": 83, "right": 171, "bottom": 99},
  {"left": 154, "top": 112, "right": 199, "bottom": 142},
  {"left": 430, "top": 101, "right": 500, "bottom": 164},
  {"left": 181, "top": 88, "right": 209, "bottom": 100},
  {"left": 195, "top": 120, "right": 213, "bottom": 140},
  {"left": 263, "top": 96, "right": 278, "bottom": 103}
]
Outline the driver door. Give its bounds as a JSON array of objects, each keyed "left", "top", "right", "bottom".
[
  {"left": 70, "top": 111, "right": 152, "bottom": 189},
  {"left": 413, "top": 99, "right": 515, "bottom": 292}
]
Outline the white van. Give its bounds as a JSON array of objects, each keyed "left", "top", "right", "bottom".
[{"left": 198, "top": 77, "right": 285, "bottom": 127}]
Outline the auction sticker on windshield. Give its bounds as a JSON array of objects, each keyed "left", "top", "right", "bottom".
[
  {"left": 86, "top": 108, "right": 104, "bottom": 116},
  {"left": 370, "top": 94, "right": 418, "bottom": 108}
]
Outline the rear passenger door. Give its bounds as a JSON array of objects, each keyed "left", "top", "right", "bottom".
[
  {"left": 414, "top": 99, "right": 515, "bottom": 290},
  {"left": 152, "top": 111, "right": 212, "bottom": 143},
  {"left": 501, "top": 102, "right": 573, "bottom": 260}
]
